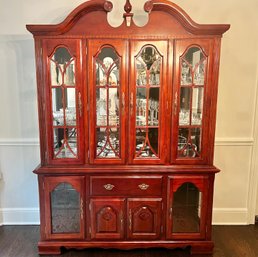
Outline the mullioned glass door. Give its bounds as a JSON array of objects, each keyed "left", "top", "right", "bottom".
[
  {"left": 88, "top": 40, "right": 127, "bottom": 164},
  {"left": 44, "top": 39, "right": 84, "bottom": 164},
  {"left": 172, "top": 39, "right": 213, "bottom": 164},
  {"left": 129, "top": 41, "right": 168, "bottom": 164}
]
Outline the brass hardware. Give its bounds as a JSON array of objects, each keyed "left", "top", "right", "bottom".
[
  {"left": 122, "top": 92, "right": 125, "bottom": 114},
  {"left": 129, "top": 209, "right": 132, "bottom": 230},
  {"left": 170, "top": 207, "right": 173, "bottom": 217},
  {"left": 120, "top": 212, "right": 123, "bottom": 226},
  {"left": 174, "top": 91, "right": 178, "bottom": 116},
  {"left": 78, "top": 92, "right": 82, "bottom": 117},
  {"left": 103, "top": 184, "right": 115, "bottom": 191},
  {"left": 130, "top": 92, "right": 134, "bottom": 114},
  {"left": 138, "top": 183, "right": 149, "bottom": 190},
  {"left": 80, "top": 198, "right": 83, "bottom": 220}
]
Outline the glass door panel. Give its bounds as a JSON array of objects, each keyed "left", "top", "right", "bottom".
[
  {"left": 51, "top": 182, "right": 80, "bottom": 233},
  {"left": 130, "top": 41, "right": 167, "bottom": 164},
  {"left": 95, "top": 47, "right": 121, "bottom": 159},
  {"left": 88, "top": 40, "right": 126, "bottom": 164},
  {"left": 172, "top": 40, "right": 212, "bottom": 164},
  {"left": 172, "top": 182, "right": 201, "bottom": 233},
  {"left": 44, "top": 176, "right": 85, "bottom": 240},
  {"left": 45, "top": 40, "right": 83, "bottom": 164},
  {"left": 167, "top": 176, "right": 208, "bottom": 240}
]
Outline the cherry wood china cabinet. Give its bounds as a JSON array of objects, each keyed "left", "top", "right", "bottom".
[{"left": 27, "top": 0, "right": 229, "bottom": 255}]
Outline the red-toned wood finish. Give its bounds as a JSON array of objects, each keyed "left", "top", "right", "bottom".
[
  {"left": 27, "top": 0, "right": 229, "bottom": 255},
  {"left": 90, "top": 198, "right": 125, "bottom": 239}
]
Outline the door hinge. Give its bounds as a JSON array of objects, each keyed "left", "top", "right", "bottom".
[
  {"left": 89, "top": 226, "right": 91, "bottom": 235},
  {"left": 161, "top": 202, "right": 164, "bottom": 211},
  {"left": 161, "top": 225, "right": 163, "bottom": 234},
  {"left": 42, "top": 181, "right": 45, "bottom": 190},
  {"left": 40, "top": 47, "right": 43, "bottom": 56}
]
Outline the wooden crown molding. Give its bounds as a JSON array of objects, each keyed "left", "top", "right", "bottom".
[{"left": 26, "top": 0, "right": 230, "bottom": 36}]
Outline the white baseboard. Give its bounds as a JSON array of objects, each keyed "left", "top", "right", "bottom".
[
  {"left": 0, "top": 208, "right": 40, "bottom": 226},
  {"left": 0, "top": 207, "right": 250, "bottom": 226},
  {"left": 212, "top": 208, "right": 249, "bottom": 225}
]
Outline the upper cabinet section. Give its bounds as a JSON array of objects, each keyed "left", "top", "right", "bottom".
[{"left": 27, "top": 0, "right": 229, "bottom": 166}]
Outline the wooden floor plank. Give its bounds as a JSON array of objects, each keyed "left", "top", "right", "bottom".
[{"left": 0, "top": 225, "right": 257, "bottom": 257}]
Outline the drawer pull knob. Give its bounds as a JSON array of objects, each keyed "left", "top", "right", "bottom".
[
  {"left": 138, "top": 183, "right": 149, "bottom": 190},
  {"left": 103, "top": 184, "right": 115, "bottom": 191}
]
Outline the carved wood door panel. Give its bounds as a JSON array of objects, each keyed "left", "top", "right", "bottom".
[
  {"left": 127, "top": 198, "right": 162, "bottom": 239},
  {"left": 90, "top": 198, "right": 125, "bottom": 239}
]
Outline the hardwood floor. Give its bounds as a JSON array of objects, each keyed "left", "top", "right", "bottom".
[{"left": 0, "top": 225, "right": 257, "bottom": 257}]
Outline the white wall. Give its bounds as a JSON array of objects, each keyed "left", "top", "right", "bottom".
[{"left": 0, "top": 0, "right": 258, "bottom": 225}]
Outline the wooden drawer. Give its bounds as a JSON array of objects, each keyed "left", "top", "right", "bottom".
[{"left": 90, "top": 176, "right": 163, "bottom": 196}]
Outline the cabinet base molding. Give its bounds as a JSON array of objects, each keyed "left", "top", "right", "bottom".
[{"left": 38, "top": 241, "right": 214, "bottom": 255}]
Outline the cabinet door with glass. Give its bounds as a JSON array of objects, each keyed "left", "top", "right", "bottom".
[
  {"left": 43, "top": 39, "right": 84, "bottom": 164},
  {"left": 172, "top": 39, "right": 213, "bottom": 164},
  {"left": 129, "top": 41, "right": 168, "bottom": 164},
  {"left": 166, "top": 176, "right": 209, "bottom": 240},
  {"left": 43, "top": 176, "right": 85, "bottom": 240},
  {"left": 88, "top": 40, "right": 127, "bottom": 164}
]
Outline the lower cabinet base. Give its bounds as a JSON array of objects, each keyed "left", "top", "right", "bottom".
[{"left": 38, "top": 241, "right": 214, "bottom": 255}]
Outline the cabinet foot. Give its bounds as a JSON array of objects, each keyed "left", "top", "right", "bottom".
[
  {"left": 38, "top": 243, "right": 62, "bottom": 255},
  {"left": 190, "top": 242, "right": 214, "bottom": 255}
]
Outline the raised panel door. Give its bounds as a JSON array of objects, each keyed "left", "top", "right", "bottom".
[
  {"left": 90, "top": 198, "right": 125, "bottom": 239},
  {"left": 129, "top": 41, "right": 168, "bottom": 164},
  {"left": 43, "top": 176, "right": 85, "bottom": 240},
  {"left": 127, "top": 198, "right": 162, "bottom": 239}
]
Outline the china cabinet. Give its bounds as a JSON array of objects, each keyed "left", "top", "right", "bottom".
[{"left": 26, "top": 0, "right": 229, "bottom": 255}]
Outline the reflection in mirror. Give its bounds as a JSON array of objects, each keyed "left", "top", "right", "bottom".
[
  {"left": 96, "top": 47, "right": 120, "bottom": 86},
  {"left": 148, "top": 88, "right": 159, "bottom": 126},
  {"left": 135, "top": 45, "right": 161, "bottom": 159},
  {"left": 52, "top": 88, "right": 76, "bottom": 126},
  {"left": 51, "top": 183, "right": 80, "bottom": 233},
  {"left": 96, "top": 127, "right": 120, "bottom": 158},
  {"left": 178, "top": 128, "right": 201, "bottom": 158},
  {"left": 96, "top": 88, "right": 107, "bottom": 126},
  {"left": 136, "top": 46, "right": 161, "bottom": 86},
  {"left": 181, "top": 47, "right": 205, "bottom": 86},
  {"left": 136, "top": 88, "right": 147, "bottom": 126},
  {"left": 172, "top": 182, "right": 201, "bottom": 233},
  {"left": 50, "top": 47, "right": 73, "bottom": 86},
  {"left": 192, "top": 87, "right": 203, "bottom": 125},
  {"left": 54, "top": 128, "right": 77, "bottom": 158},
  {"left": 179, "top": 87, "right": 191, "bottom": 126},
  {"left": 136, "top": 128, "right": 158, "bottom": 157}
]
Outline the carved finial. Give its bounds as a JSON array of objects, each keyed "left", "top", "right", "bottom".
[
  {"left": 144, "top": 0, "right": 153, "bottom": 13},
  {"left": 104, "top": 1, "right": 113, "bottom": 12},
  {"left": 124, "top": 0, "right": 132, "bottom": 13},
  {"left": 123, "top": 0, "right": 133, "bottom": 26}
]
